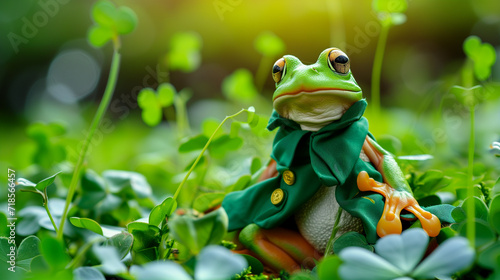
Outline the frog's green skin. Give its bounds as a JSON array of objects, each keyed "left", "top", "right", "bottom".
[
  {"left": 272, "top": 48, "right": 362, "bottom": 131},
  {"left": 235, "top": 48, "right": 440, "bottom": 274}
]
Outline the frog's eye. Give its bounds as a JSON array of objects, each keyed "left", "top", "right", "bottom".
[
  {"left": 272, "top": 58, "right": 286, "bottom": 83},
  {"left": 328, "top": 49, "right": 350, "bottom": 74}
]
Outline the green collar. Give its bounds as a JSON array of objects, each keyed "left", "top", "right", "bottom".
[{"left": 267, "top": 99, "right": 369, "bottom": 186}]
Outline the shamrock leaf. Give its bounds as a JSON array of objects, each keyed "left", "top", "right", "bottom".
[
  {"left": 88, "top": 0, "right": 138, "bottom": 48},
  {"left": 169, "top": 208, "right": 228, "bottom": 255},
  {"left": 137, "top": 84, "right": 177, "bottom": 126},
  {"left": 339, "top": 228, "right": 474, "bottom": 280},
  {"left": 157, "top": 83, "right": 175, "bottom": 107},
  {"left": 373, "top": 0, "right": 407, "bottom": 13},
  {"left": 168, "top": 32, "right": 203, "bottom": 72},
  {"left": 130, "top": 246, "right": 247, "bottom": 280},
  {"left": 17, "top": 172, "right": 62, "bottom": 205},
  {"left": 222, "top": 69, "right": 259, "bottom": 103},
  {"left": 373, "top": 0, "right": 408, "bottom": 26},
  {"left": 70, "top": 217, "right": 103, "bottom": 236},
  {"left": 463, "top": 36, "right": 496, "bottom": 81},
  {"left": 254, "top": 31, "right": 285, "bottom": 57}
]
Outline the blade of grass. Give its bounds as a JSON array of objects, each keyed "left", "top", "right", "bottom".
[
  {"left": 463, "top": 62, "right": 475, "bottom": 248},
  {"left": 57, "top": 49, "right": 122, "bottom": 240},
  {"left": 466, "top": 101, "right": 475, "bottom": 248},
  {"left": 173, "top": 108, "right": 250, "bottom": 201},
  {"left": 370, "top": 23, "right": 390, "bottom": 117}
]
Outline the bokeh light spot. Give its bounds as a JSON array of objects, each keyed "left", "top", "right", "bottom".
[{"left": 47, "top": 49, "right": 100, "bottom": 104}]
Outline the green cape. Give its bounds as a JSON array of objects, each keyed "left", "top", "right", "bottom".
[{"left": 222, "top": 99, "right": 454, "bottom": 243}]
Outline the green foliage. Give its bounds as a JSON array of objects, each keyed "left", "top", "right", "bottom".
[
  {"left": 254, "top": 31, "right": 285, "bottom": 57},
  {"left": 239, "top": 254, "right": 264, "bottom": 275},
  {"left": 26, "top": 122, "right": 67, "bottom": 168},
  {"left": 131, "top": 260, "right": 191, "bottom": 280},
  {"left": 127, "top": 221, "right": 161, "bottom": 263},
  {"left": 168, "top": 32, "right": 203, "bottom": 72},
  {"left": 0, "top": 235, "right": 41, "bottom": 272},
  {"left": 138, "top": 83, "right": 176, "bottom": 126},
  {"left": 39, "top": 235, "right": 70, "bottom": 272},
  {"left": 317, "top": 255, "right": 342, "bottom": 280},
  {"left": 373, "top": 0, "right": 407, "bottom": 13},
  {"left": 194, "top": 245, "right": 247, "bottom": 280},
  {"left": 149, "top": 196, "right": 177, "bottom": 226},
  {"left": 338, "top": 229, "right": 475, "bottom": 280},
  {"left": 409, "top": 169, "right": 452, "bottom": 200},
  {"left": 333, "top": 232, "right": 373, "bottom": 254},
  {"left": 93, "top": 246, "right": 127, "bottom": 275},
  {"left": 193, "top": 193, "right": 225, "bottom": 213},
  {"left": 372, "top": 0, "right": 407, "bottom": 26},
  {"left": 223, "top": 69, "right": 259, "bottom": 103},
  {"left": 463, "top": 36, "right": 497, "bottom": 81},
  {"left": 17, "top": 171, "right": 61, "bottom": 204},
  {"left": 489, "top": 195, "right": 500, "bottom": 234},
  {"left": 88, "top": 0, "right": 138, "bottom": 47},
  {"left": 70, "top": 217, "right": 103, "bottom": 235},
  {"left": 169, "top": 208, "right": 228, "bottom": 255},
  {"left": 130, "top": 246, "right": 247, "bottom": 280},
  {"left": 73, "top": 267, "right": 105, "bottom": 280},
  {"left": 5, "top": 1, "right": 500, "bottom": 280}
]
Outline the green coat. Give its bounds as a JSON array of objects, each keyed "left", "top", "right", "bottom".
[{"left": 222, "top": 100, "right": 453, "bottom": 243}]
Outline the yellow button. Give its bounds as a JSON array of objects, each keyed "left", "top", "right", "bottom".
[
  {"left": 283, "top": 170, "right": 295, "bottom": 185},
  {"left": 271, "top": 188, "right": 284, "bottom": 205}
]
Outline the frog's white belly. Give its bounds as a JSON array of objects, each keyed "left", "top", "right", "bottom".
[
  {"left": 294, "top": 185, "right": 363, "bottom": 253},
  {"left": 294, "top": 151, "right": 370, "bottom": 253}
]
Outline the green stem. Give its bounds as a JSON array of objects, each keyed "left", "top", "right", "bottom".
[
  {"left": 462, "top": 60, "right": 475, "bottom": 248},
  {"left": 326, "top": 0, "right": 345, "bottom": 47},
  {"left": 371, "top": 22, "right": 390, "bottom": 117},
  {"left": 466, "top": 103, "right": 475, "bottom": 248},
  {"left": 66, "top": 238, "right": 103, "bottom": 269},
  {"left": 57, "top": 49, "right": 122, "bottom": 240},
  {"left": 255, "top": 55, "right": 273, "bottom": 92},
  {"left": 324, "top": 208, "right": 343, "bottom": 256},
  {"left": 174, "top": 90, "right": 191, "bottom": 139},
  {"left": 43, "top": 189, "right": 59, "bottom": 234},
  {"left": 173, "top": 109, "right": 247, "bottom": 201}
]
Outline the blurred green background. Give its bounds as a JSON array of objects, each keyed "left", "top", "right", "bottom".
[{"left": 0, "top": 0, "right": 499, "bottom": 204}]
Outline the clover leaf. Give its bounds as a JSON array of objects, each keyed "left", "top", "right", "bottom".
[
  {"left": 373, "top": 0, "right": 407, "bottom": 13},
  {"left": 70, "top": 217, "right": 103, "bottom": 236},
  {"left": 17, "top": 172, "right": 62, "bottom": 206},
  {"left": 254, "top": 31, "right": 285, "bottom": 57},
  {"left": 373, "top": 0, "right": 408, "bottom": 26},
  {"left": 169, "top": 208, "right": 228, "bottom": 255},
  {"left": 222, "top": 69, "right": 259, "bottom": 103},
  {"left": 130, "top": 246, "right": 247, "bottom": 280},
  {"left": 339, "top": 228, "right": 475, "bottom": 280},
  {"left": 26, "top": 122, "right": 67, "bottom": 168},
  {"left": 463, "top": 36, "right": 496, "bottom": 81},
  {"left": 88, "top": 0, "right": 138, "bottom": 48},
  {"left": 148, "top": 196, "right": 177, "bottom": 227},
  {"left": 138, "top": 83, "right": 177, "bottom": 127},
  {"left": 74, "top": 267, "right": 105, "bottom": 280},
  {"left": 168, "top": 32, "right": 203, "bottom": 72}
]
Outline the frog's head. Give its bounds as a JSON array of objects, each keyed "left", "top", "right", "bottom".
[{"left": 271, "top": 48, "right": 363, "bottom": 131}]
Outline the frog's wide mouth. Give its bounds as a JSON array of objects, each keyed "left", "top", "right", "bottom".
[
  {"left": 272, "top": 89, "right": 363, "bottom": 130},
  {"left": 273, "top": 88, "right": 362, "bottom": 102}
]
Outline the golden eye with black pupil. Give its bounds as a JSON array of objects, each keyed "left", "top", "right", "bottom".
[
  {"left": 328, "top": 49, "right": 350, "bottom": 74},
  {"left": 272, "top": 58, "right": 286, "bottom": 83}
]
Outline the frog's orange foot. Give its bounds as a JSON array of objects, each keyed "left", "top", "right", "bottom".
[{"left": 357, "top": 171, "right": 441, "bottom": 238}]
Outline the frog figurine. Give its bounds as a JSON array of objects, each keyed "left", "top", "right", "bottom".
[{"left": 221, "top": 48, "right": 454, "bottom": 273}]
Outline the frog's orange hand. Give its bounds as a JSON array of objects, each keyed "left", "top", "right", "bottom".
[{"left": 357, "top": 171, "right": 440, "bottom": 237}]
